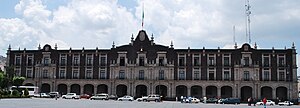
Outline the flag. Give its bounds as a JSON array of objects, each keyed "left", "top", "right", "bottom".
[{"left": 142, "top": 5, "right": 144, "bottom": 29}]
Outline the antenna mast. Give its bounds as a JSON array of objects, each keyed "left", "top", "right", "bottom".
[
  {"left": 233, "top": 25, "right": 236, "bottom": 44},
  {"left": 245, "top": 0, "right": 252, "bottom": 43}
]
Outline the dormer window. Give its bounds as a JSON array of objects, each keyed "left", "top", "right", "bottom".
[
  {"left": 120, "top": 57, "right": 125, "bottom": 66},
  {"left": 139, "top": 56, "right": 145, "bottom": 66},
  {"left": 159, "top": 57, "right": 164, "bottom": 66},
  {"left": 43, "top": 56, "right": 50, "bottom": 66}
]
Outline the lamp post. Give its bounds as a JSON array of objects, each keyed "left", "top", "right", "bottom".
[{"left": 287, "top": 65, "right": 291, "bottom": 106}]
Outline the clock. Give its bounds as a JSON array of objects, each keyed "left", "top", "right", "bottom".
[{"left": 139, "top": 32, "right": 145, "bottom": 41}]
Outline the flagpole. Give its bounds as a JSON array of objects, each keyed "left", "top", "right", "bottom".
[{"left": 142, "top": 3, "right": 144, "bottom": 30}]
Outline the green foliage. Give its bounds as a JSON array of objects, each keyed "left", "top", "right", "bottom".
[
  {"left": 5, "top": 66, "right": 14, "bottom": 79},
  {"left": 24, "top": 88, "right": 29, "bottom": 96},
  {"left": 12, "top": 90, "right": 19, "bottom": 96},
  {"left": 12, "top": 76, "right": 26, "bottom": 87},
  {"left": 0, "top": 72, "right": 9, "bottom": 89}
]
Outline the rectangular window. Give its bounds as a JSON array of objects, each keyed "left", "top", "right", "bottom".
[
  {"left": 263, "top": 56, "right": 269, "bottom": 67},
  {"left": 208, "top": 54, "right": 215, "bottom": 66},
  {"left": 193, "top": 68, "right": 200, "bottom": 80},
  {"left": 73, "top": 69, "right": 79, "bottom": 79},
  {"left": 223, "top": 68, "right": 230, "bottom": 80},
  {"left": 100, "top": 68, "right": 106, "bottom": 79},
  {"left": 139, "top": 70, "right": 144, "bottom": 80},
  {"left": 263, "top": 68, "right": 270, "bottom": 81},
  {"left": 244, "top": 57, "right": 249, "bottom": 66},
  {"left": 159, "top": 57, "right": 164, "bottom": 66},
  {"left": 208, "top": 68, "right": 215, "bottom": 80},
  {"left": 60, "top": 54, "right": 67, "bottom": 66},
  {"left": 27, "top": 56, "right": 33, "bottom": 66},
  {"left": 44, "top": 56, "right": 50, "bottom": 66},
  {"left": 100, "top": 55, "right": 106, "bottom": 66},
  {"left": 86, "top": 68, "right": 92, "bottom": 79},
  {"left": 278, "top": 55, "right": 285, "bottom": 67},
  {"left": 59, "top": 68, "right": 66, "bottom": 79},
  {"left": 119, "top": 70, "right": 125, "bottom": 79},
  {"left": 179, "top": 68, "right": 185, "bottom": 80},
  {"left": 223, "top": 54, "right": 230, "bottom": 66},
  {"left": 26, "top": 69, "right": 32, "bottom": 78},
  {"left": 15, "top": 56, "right": 21, "bottom": 66},
  {"left": 120, "top": 57, "right": 125, "bottom": 66},
  {"left": 73, "top": 55, "right": 79, "bottom": 65},
  {"left": 179, "top": 56, "right": 185, "bottom": 66},
  {"left": 278, "top": 69, "right": 285, "bottom": 81},
  {"left": 243, "top": 71, "right": 250, "bottom": 81},
  {"left": 159, "top": 70, "right": 164, "bottom": 80},
  {"left": 139, "top": 57, "right": 144, "bottom": 66},
  {"left": 86, "top": 54, "right": 93, "bottom": 66},
  {"left": 43, "top": 70, "right": 48, "bottom": 78},
  {"left": 193, "top": 54, "right": 200, "bottom": 66}
]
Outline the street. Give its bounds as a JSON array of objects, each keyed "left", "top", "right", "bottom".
[{"left": 0, "top": 98, "right": 299, "bottom": 108}]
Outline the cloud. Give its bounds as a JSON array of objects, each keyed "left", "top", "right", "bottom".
[{"left": 0, "top": 0, "right": 139, "bottom": 55}]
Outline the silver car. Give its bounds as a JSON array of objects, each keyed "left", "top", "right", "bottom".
[
  {"left": 117, "top": 96, "right": 134, "bottom": 101},
  {"left": 90, "top": 93, "right": 109, "bottom": 100}
]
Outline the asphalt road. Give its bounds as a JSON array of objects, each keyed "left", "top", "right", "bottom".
[{"left": 0, "top": 98, "right": 299, "bottom": 108}]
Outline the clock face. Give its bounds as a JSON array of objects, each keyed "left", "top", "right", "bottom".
[{"left": 139, "top": 32, "right": 145, "bottom": 41}]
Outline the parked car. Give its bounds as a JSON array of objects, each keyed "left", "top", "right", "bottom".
[
  {"left": 34, "top": 93, "right": 50, "bottom": 98},
  {"left": 220, "top": 98, "right": 240, "bottom": 104},
  {"left": 117, "top": 95, "right": 134, "bottom": 101},
  {"left": 143, "top": 94, "right": 161, "bottom": 102},
  {"left": 62, "top": 93, "right": 80, "bottom": 99},
  {"left": 278, "top": 101, "right": 293, "bottom": 106},
  {"left": 136, "top": 96, "right": 148, "bottom": 102},
  {"left": 256, "top": 100, "right": 275, "bottom": 106},
  {"left": 80, "top": 94, "right": 91, "bottom": 99},
  {"left": 108, "top": 95, "right": 118, "bottom": 100},
  {"left": 90, "top": 93, "right": 109, "bottom": 100},
  {"left": 189, "top": 97, "right": 200, "bottom": 103},
  {"left": 49, "top": 92, "right": 59, "bottom": 98},
  {"left": 206, "top": 98, "right": 218, "bottom": 103}
]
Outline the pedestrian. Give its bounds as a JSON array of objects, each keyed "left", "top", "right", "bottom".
[
  {"left": 180, "top": 96, "right": 183, "bottom": 103},
  {"left": 253, "top": 98, "right": 256, "bottom": 106},
  {"left": 247, "top": 97, "right": 251, "bottom": 106},
  {"left": 263, "top": 97, "right": 267, "bottom": 108}
]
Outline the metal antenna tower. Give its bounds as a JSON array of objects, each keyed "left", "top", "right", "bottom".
[
  {"left": 245, "top": 0, "right": 252, "bottom": 43},
  {"left": 233, "top": 25, "right": 236, "bottom": 44}
]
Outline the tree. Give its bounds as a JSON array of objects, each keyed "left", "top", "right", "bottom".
[
  {"left": 12, "top": 77, "right": 26, "bottom": 87},
  {"left": 0, "top": 71, "right": 9, "bottom": 89},
  {"left": 12, "top": 76, "right": 25, "bottom": 97},
  {"left": 24, "top": 88, "right": 29, "bottom": 97}
]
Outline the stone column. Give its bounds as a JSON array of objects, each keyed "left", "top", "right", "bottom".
[
  {"left": 187, "top": 86, "right": 191, "bottom": 96},
  {"left": 217, "top": 87, "right": 221, "bottom": 98},
  {"left": 67, "top": 85, "right": 71, "bottom": 93},
  {"left": 202, "top": 86, "right": 206, "bottom": 97},
  {"left": 94, "top": 85, "right": 97, "bottom": 94},
  {"left": 272, "top": 87, "right": 276, "bottom": 99},
  {"left": 80, "top": 85, "right": 84, "bottom": 95}
]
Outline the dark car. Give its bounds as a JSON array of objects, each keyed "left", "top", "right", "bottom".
[
  {"left": 80, "top": 94, "right": 91, "bottom": 99},
  {"left": 108, "top": 95, "right": 118, "bottom": 100},
  {"left": 206, "top": 98, "right": 218, "bottom": 103},
  {"left": 48, "top": 92, "right": 59, "bottom": 98},
  {"left": 220, "top": 98, "right": 240, "bottom": 104}
]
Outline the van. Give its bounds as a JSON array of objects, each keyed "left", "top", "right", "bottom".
[{"left": 221, "top": 98, "right": 240, "bottom": 104}]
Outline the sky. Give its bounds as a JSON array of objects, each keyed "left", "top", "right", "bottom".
[{"left": 0, "top": 0, "right": 299, "bottom": 75}]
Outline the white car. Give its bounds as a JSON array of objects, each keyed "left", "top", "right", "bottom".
[
  {"left": 256, "top": 100, "right": 275, "bottom": 106},
  {"left": 278, "top": 101, "right": 293, "bottom": 106},
  {"left": 90, "top": 93, "right": 109, "bottom": 100},
  {"left": 136, "top": 96, "right": 148, "bottom": 102},
  {"left": 117, "top": 96, "right": 134, "bottom": 101},
  {"left": 190, "top": 98, "right": 201, "bottom": 103},
  {"left": 62, "top": 93, "right": 80, "bottom": 99}
]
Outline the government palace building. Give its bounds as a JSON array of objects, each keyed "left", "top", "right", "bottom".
[{"left": 6, "top": 30, "right": 298, "bottom": 101}]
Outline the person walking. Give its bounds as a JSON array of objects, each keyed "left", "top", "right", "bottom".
[
  {"left": 263, "top": 97, "right": 267, "bottom": 108},
  {"left": 247, "top": 97, "right": 251, "bottom": 106}
]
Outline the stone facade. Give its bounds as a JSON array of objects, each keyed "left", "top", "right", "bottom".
[{"left": 6, "top": 30, "right": 298, "bottom": 101}]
